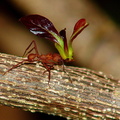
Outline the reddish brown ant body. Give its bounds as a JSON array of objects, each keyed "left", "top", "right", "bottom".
[{"left": 4, "top": 40, "right": 64, "bottom": 84}]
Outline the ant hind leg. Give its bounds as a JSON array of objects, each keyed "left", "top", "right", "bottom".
[{"left": 3, "top": 59, "right": 27, "bottom": 75}]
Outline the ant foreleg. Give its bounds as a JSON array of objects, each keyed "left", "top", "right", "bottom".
[
  {"left": 42, "top": 69, "right": 51, "bottom": 88},
  {"left": 61, "top": 60, "right": 72, "bottom": 83}
]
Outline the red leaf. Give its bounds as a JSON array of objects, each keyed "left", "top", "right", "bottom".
[
  {"left": 59, "top": 28, "right": 68, "bottom": 51},
  {"left": 70, "top": 19, "right": 88, "bottom": 42},
  {"left": 19, "top": 15, "right": 60, "bottom": 43}
]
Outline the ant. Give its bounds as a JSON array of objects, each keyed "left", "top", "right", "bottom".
[{"left": 4, "top": 40, "right": 68, "bottom": 85}]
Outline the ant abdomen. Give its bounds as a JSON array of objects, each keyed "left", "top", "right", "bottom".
[{"left": 27, "top": 53, "right": 38, "bottom": 62}]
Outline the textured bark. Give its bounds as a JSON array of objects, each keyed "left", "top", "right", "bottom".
[{"left": 0, "top": 52, "right": 120, "bottom": 120}]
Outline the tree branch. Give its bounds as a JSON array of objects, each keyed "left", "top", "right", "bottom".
[{"left": 0, "top": 52, "right": 120, "bottom": 119}]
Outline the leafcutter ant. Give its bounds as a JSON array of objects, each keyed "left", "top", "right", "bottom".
[
  {"left": 4, "top": 40, "right": 66, "bottom": 84},
  {"left": 4, "top": 14, "right": 88, "bottom": 84}
]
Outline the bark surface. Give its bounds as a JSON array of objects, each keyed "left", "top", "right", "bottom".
[{"left": 0, "top": 53, "right": 120, "bottom": 120}]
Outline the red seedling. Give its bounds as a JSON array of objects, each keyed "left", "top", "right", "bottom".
[{"left": 4, "top": 14, "right": 88, "bottom": 84}]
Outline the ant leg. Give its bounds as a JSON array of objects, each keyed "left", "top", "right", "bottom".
[
  {"left": 61, "top": 60, "right": 72, "bottom": 83},
  {"left": 47, "top": 70, "right": 51, "bottom": 85},
  {"left": 42, "top": 63, "right": 54, "bottom": 86},
  {"left": 23, "top": 40, "right": 35, "bottom": 56},
  {"left": 3, "top": 53, "right": 40, "bottom": 76},
  {"left": 3, "top": 59, "right": 28, "bottom": 75},
  {"left": 3, "top": 41, "right": 40, "bottom": 76},
  {"left": 23, "top": 40, "right": 39, "bottom": 57},
  {"left": 42, "top": 69, "right": 51, "bottom": 88}
]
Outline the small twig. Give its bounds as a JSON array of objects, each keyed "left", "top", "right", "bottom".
[{"left": 0, "top": 52, "right": 120, "bottom": 120}]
